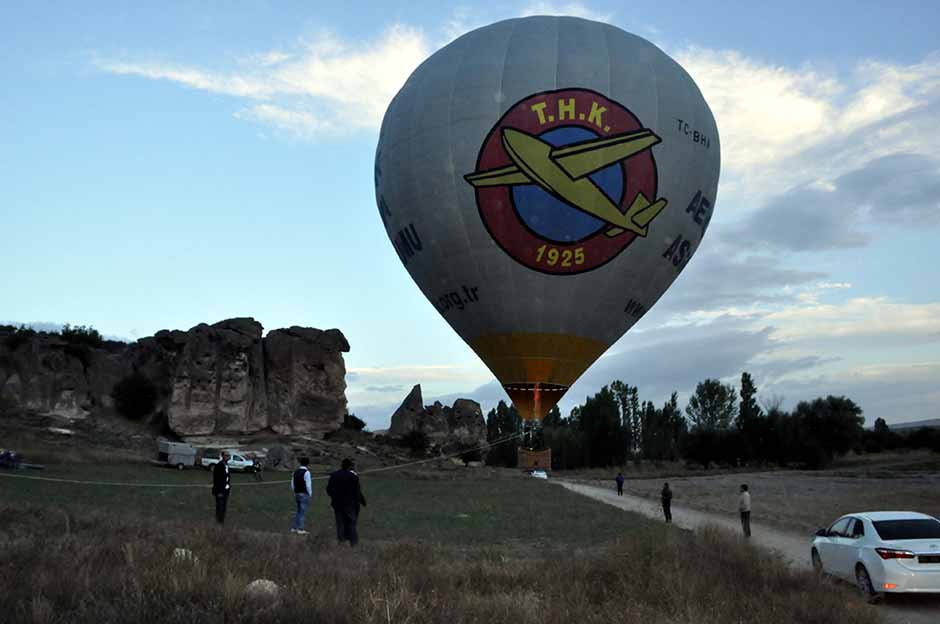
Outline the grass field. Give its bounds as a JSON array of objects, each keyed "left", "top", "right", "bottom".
[
  {"left": 0, "top": 462, "right": 881, "bottom": 624},
  {"left": 0, "top": 463, "right": 649, "bottom": 546}
]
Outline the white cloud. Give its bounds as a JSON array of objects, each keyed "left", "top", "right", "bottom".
[
  {"left": 366, "top": 295, "right": 940, "bottom": 427},
  {"left": 728, "top": 152, "right": 940, "bottom": 252},
  {"left": 676, "top": 48, "right": 839, "bottom": 174},
  {"left": 348, "top": 364, "right": 489, "bottom": 384},
  {"left": 763, "top": 362, "right": 940, "bottom": 425},
  {"left": 99, "top": 60, "right": 274, "bottom": 99},
  {"left": 676, "top": 50, "right": 940, "bottom": 206},
  {"left": 97, "top": 25, "right": 431, "bottom": 138},
  {"left": 520, "top": 1, "right": 611, "bottom": 22},
  {"left": 765, "top": 298, "right": 940, "bottom": 345},
  {"left": 234, "top": 104, "right": 334, "bottom": 137}
]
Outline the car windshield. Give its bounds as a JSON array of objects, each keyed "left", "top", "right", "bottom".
[{"left": 872, "top": 519, "right": 940, "bottom": 540}]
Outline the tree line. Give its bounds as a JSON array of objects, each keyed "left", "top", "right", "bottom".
[{"left": 485, "top": 372, "right": 940, "bottom": 470}]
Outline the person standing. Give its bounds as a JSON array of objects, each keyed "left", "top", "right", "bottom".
[
  {"left": 738, "top": 484, "right": 751, "bottom": 537},
  {"left": 661, "top": 482, "right": 673, "bottom": 523},
  {"left": 289, "top": 457, "right": 313, "bottom": 535},
  {"left": 212, "top": 451, "right": 231, "bottom": 524},
  {"left": 326, "top": 458, "right": 367, "bottom": 546},
  {"left": 615, "top": 472, "right": 625, "bottom": 496}
]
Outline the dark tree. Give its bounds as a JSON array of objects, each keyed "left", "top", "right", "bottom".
[
  {"left": 3, "top": 325, "right": 37, "bottom": 351},
  {"left": 544, "top": 425, "right": 583, "bottom": 469},
  {"left": 791, "top": 396, "right": 865, "bottom": 467},
  {"left": 542, "top": 405, "right": 565, "bottom": 428},
  {"left": 661, "top": 393, "right": 687, "bottom": 460},
  {"left": 578, "top": 386, "right": 627, "bottom": 467},
  {"left": 60, "top": 324, "right": 104, "bottom": 348},
  {"left": 402, "top": 429, "right": 429, "bottom": 455},
  {"left": 610, "top": 381, "right": 631, "bottom": 455},
  {"left": 685, "top": 379, "right": 738, "bottom": 431},
  {"left": 484, "top": 401, "right": 522, "bottom": 467},
  {"left": 736, "top": 372, "right": 764, "bottom": 462}
]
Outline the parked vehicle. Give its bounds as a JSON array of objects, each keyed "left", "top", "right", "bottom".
[
  {"left": 200, "top": 449, "right": 254, "bottom": 472},
  {"left": 0, "top": 449, "right": 44, "bottom": 471},
  {"left": 200, "top": 448, "right": 221, "bottom": 469},
  {"left": 811, "top": 511, "right": 940, "bottom": 601},
  {"left": 0, "top": 449, "right": 23, "bottom": 470},
  {"left": 156, "top": 440, "right": 196, "bottom": 470}
]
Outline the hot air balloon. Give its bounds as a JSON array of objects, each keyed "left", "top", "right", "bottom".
[{"left": 375, "top": 16, "right": 720, "bottom": 464}]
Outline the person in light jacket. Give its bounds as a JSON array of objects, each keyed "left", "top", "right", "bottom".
[
  {"left": 738, "top": 484, "right": 751, "bottom": 537},
  {"left": 289, "top": 457, "right": 313, "bottom": 534}
]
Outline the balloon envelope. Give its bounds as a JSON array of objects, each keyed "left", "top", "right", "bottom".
[{"left": 375, "top": 16, "right": 720, "bottom": 421}]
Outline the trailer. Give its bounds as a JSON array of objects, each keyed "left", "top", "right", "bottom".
[{"left": 155, "top": 440, "right": 196, "bottom": 470}]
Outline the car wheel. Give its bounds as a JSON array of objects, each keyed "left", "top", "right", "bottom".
[
  {"left": 855, "top": 565, "right": 882, "bottom": 603},
  {"left": 176, "top": 463, "right": 185, "bottom": 471},
  {"left": 811, "top": 549, "right": 823, "bottom": 576}
]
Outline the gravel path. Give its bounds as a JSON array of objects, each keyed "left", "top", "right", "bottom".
[{"left": 557, "top": 481, "right": 939, "bottom": 624}]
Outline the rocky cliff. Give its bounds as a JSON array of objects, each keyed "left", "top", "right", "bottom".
[
  {"left": 0, "top": 319, "right": 350, "bottom": 439},
  {"left": 388, "top": 384, "right": 487, "bottom": 450}
]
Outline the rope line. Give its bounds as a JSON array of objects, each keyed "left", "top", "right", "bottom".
[{"left": 0, "top": 432, "right": 525, "bottom": 488}]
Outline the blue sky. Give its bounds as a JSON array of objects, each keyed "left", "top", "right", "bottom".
[{"left": 2, "top": 1, "right": 939, "bottom": 428}]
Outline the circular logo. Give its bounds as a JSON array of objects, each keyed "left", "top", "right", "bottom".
[{"left": 465, "top": 88, "right": 664, "bottom": 274}]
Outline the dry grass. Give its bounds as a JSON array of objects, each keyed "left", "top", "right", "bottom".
[
  {"left": 598, "top": 456, "right": 940, "bottom": 535},
  {"left": 0, "top": 504, "right": 878, "bottom": 624},
  {"left": 558, "top": 450, "right": 939, "bottom": 483},
  {"left": 557, "top": 461, "right": 770, "bottom": 481}
]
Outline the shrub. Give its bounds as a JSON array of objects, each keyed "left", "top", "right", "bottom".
[
  {"left": 3, "top": 325, "right": 36, "bottom": 351},
  {"left": 342, "top": 413, "right": 366, "bottom": 431},
  {"left": 60, "top": 324, "right": 104, "bottom": 348},
  {"left": 401, "top": 429, "right": 429, "bottom": 454},
  {"left": 112, "top": 372, "right": 159, "bottom": 420},
  {"left": 458, "top": 444, "right": 482, "bottom": 463}
]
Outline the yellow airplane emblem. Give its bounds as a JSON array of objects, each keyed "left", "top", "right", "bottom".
[{"left": 465, "top": 128, "right": 667, "bottom": 237}]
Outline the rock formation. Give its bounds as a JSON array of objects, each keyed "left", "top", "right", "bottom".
[
  {"left": 264, "top": 327, "right": 350, "bottom": 435},
  {"left": 388, "top": 384, "right": 487, "bottom": 449},
  {"left": 0, "top": 318, "right": 350, "bottom": 439}
]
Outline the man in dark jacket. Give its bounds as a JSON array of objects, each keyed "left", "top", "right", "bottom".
[
  {"left": 212, "top": 451, "right": 232, "bottom": 524},
  {"left": 661, "top": 482, "right": 673, "bottom": 523},
  {"left": 326, "top": 458, "right": 366, "bottom": 546}
]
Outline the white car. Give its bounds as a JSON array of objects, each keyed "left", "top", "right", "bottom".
[
  {"left": 200, "top": 449, "right": 255, "bottom": 472},
  {"left": 811, "top": 511, "right": 940, "bottom": 601}
]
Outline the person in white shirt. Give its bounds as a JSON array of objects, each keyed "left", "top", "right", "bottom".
[
  {"left": 289, "top": 457, "right": 313, "bottom": 535},
  {"left": 738, "top": 484, "right": 752, "bottom": 537}
]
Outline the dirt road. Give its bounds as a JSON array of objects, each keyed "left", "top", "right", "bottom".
[{"left": 558, "top": 481, "right": 939, "bottom": 624}]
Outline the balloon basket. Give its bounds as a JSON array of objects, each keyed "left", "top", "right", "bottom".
[{"left": 518, "top": 447, "right": 551, "bottom": 472}]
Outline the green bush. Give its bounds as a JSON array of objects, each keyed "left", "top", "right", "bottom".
[
  {"left": 342, "top": 413, "right": 366, "bottom": 431},
  {"left": 60, "top": 324, "right": 104, "bottom": 348},
  {"left": 401, "top": 429, "right": 429, "bottom": 455},
  {"left": 3, "top": 325, "right": 37, "bottom": 351}
]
